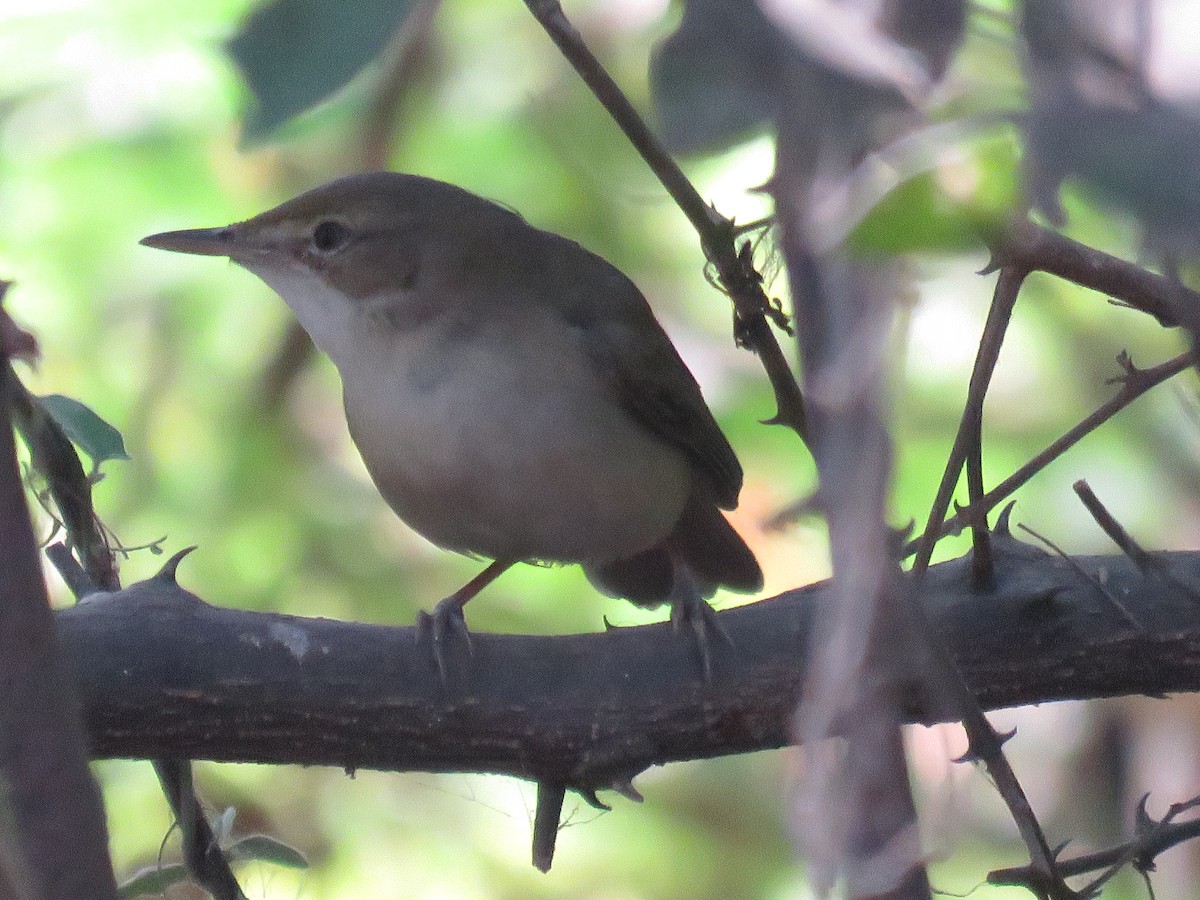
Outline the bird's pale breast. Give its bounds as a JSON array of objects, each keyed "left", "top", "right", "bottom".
[{"left": 339, "top": 301, "right": 692, "bottom": 564}]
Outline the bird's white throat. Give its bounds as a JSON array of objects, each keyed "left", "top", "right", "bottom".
[{"left": 245, "top": 262, "right": 359, "bottom": 368}]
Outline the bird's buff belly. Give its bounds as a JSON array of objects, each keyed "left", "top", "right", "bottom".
[{"left": 343, "top": 375, "right": 691, "bottom": 565}]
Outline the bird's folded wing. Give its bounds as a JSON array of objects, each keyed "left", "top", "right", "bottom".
[{"left": 584, "top": 313, "right": 744, "bottom": 511}]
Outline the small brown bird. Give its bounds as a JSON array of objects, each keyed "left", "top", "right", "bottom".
[{"left": 142, "top": 172, "right": 761, "bottom": 677}]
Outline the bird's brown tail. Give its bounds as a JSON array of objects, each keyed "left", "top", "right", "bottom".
[{"left": 585, "top": 490, "right": 762, "bottom": 608}]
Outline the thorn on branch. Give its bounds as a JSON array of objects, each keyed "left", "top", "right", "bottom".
[
  {"left": 977, "top": 255, "right": 1004, "bottom": 276},
  {"left": 575, "top": 789, "right": 610, "bottom": 812},
  {"left": 762, "top": 490, "right": 820, "bottom": 531},
  {"left": 610, "top": 777, "right": 644, "bottom": 804},
  {"left": 1134, "top": 793, "right": 1156, "bottom": 831},
  {"left": 1114, "top": 349, "right": 1138, "bottom": 378},
  {"left": 893, "top": 519, "right": 916, "bottom": 545},
  {"left": 995, "top": 501, "right": 1017, "bottom": 536},
  {"left": 153, "top": 545, "right": 198, "bottom": 585},
  {"left": 952, "top": 726, "right": 1016, "bottom": 764}
]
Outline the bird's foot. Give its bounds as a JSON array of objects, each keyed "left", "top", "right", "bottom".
[
  {"left": 416, "top": 596, "right": 474, "bottom": 687},
  {"left": 669, "top": 592, "right": 732, "bottom": 683}
]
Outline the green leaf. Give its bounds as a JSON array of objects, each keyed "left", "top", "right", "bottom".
[
  {"left": 37, "top": 394, "right": 130, "bottom": 464},
  {"left": 118, "top": 862, "right": 190, "bottom": 898},
  {"left": 848, "top": 135, "right": 1019, "bottom": 255},
  {"left": 230, "top": 0, "right": 420, "bottom": 141},
  {"left": 117, "top": 835, "right": 306, "bottom": 897},
  {"left": 227, "top": 834, "right": 309, "bottom": 869}
]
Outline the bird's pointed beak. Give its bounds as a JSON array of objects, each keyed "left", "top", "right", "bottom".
[{"left": 140, "top": 226, "right": 245, "bottom": 258}]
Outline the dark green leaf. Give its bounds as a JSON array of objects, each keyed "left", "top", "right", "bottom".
[
  {"left": 118, "top": 863, "right": 190, "bottom": 898},
  {"left": 230, "top": 0, "right": 420, "bottom": 140},
  {"left": 118, "top": 835, "right": 306, "bottom": 897},
  {"left": 37, "top": 394, "right": 129, "bottom": 464},
  {"left": 228, "top": 834, "right": 309, "bottom": 869}
]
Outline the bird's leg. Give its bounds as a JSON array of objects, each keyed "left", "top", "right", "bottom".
[
  {"left": 668, "top": 565, "right": 733, "bottom": 683},
  {"left": 418, "top": 558, "right": 514, "bottom": 685}
]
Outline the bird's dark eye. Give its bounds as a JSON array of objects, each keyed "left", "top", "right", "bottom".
[{"left": 312, "top": 220, "right": 350, "bottom": 253}]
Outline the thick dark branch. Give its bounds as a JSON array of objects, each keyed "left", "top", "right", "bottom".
[{"left": 63, "top": 539, "right": 1200, "bottom": 790}]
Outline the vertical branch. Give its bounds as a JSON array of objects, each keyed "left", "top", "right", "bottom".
[
  {"left": 0, "top": 352, "right": 118, "bottom": 896},
  {"left": 777, "top": 233, "right": 929, "bottom": 900},
  {"left": 774, "top": 75, "right": 929, "bottom": 893},
  {"left": 7, "top": 353, "right": 246, "bottom": 898},
  {"left": 359, "top": 0, "right": 444, "bottom": 173}
]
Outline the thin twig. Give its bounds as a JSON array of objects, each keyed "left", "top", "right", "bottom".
[
  {"left": 967, "top": 418, "right": 994, "bottom": 591},
  {"left": 154, "top": 758, "right": 247, "bottom": 900},
  {"left": 989, "top": 795, "right": 1200, "bottom": 892},
  {"left": 995, "top": 220, "right": 1195, "bottom": 328},
  {"left": 7, "top": 370, "right": 117, "bottom": 591},
  {"left": 1072, "top": 480, "right": 1158, "bottom": 574},
  {"left": 904, "top": 604, "right": 1073, "bottom": 898},
  {"left": 899, "top": 263, "right": 1075, "bottom": 896},
  {"left": 1073, "top": 480, "right": 1200, "bottom": 605},
  {"left": 911, "top": 265, "right": 1026, "bottom": 578},
  {"left": 1079, "top": 795, "right": 1200, "bottom": 897},
  {"left": 520, "top": 0, "right": 808, "bottom": 443},
  {"left": 903, "top": 352, "right": 1192, "bottom": 558},
  {"left": 45, "top": 541, "right": 98, "bottom": 599}
]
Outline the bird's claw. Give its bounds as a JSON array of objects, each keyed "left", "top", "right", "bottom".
[
  {"left": 670, "top": 594, "right": 732, "bottom": 683},
  {"left": 417, "top": 598, "right": 474, "bottom": 687}
]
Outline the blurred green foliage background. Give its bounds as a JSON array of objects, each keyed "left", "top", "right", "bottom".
[{"left": 2, "top": 0, "right": 1198, "bottom": 897}]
